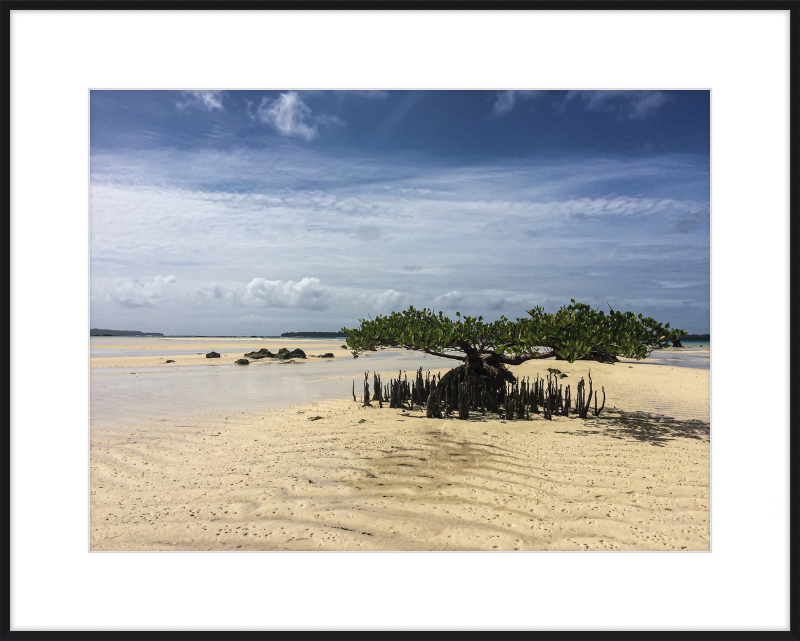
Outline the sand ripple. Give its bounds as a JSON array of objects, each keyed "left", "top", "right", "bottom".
[{"left": 91, "top": 362, "right": 710, "bottom": 551}]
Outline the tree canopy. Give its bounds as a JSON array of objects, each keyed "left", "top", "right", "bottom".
[{"left": 341, "top": 300, "right": 686, "bottom": 365}]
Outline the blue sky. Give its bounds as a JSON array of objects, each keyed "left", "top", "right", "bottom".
[{"left": 90, "top": 90, "right": 710, "bottom": 336}]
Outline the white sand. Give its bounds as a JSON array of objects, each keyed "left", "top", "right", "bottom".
[
  {"left": 90, "top": 337, "right": 345, "bottom": 369},
  {"left": 91, "top": 355, "right": 709, "bottom": 551}
]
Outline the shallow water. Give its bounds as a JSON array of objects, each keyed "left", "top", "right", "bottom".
[
  {"left": 90, "top": 340, "right": 709, "bottom": 431},
  {"left": 90, "top": 336, "right": 345, "bottom": 359},
  {"left": 619, "top": 343, "right": 709, "bottom": 370},
  {"left": 90, "top": 349, "right": 450, "bottom": 431}
]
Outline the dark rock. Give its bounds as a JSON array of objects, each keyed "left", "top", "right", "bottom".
[
  {"left": 268, "top": 347, "right": 307, "bottom": 360},
  {"left": 319, "top": 353, "right": 334, "bottom": 358},
  {"left": 165, "top": 360, "right": 175, "bottom": 363},
  {"left": 244, "top": 348, "right": 274, "bottom": 359},
  {"left": 206, "top": 351, "right": 221, "bottom": 358},
  {"left": 235, "top": 359, "right": 250, "bottom": 365}
]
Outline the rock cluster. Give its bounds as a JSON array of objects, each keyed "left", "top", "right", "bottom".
[
  {"left": 243, "top": 347, "right": 307, "bottom": 360},
  {"left": 243, "top": 348, "right": 274, "bottom": 359}
]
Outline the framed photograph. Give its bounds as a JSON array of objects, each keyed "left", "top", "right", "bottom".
[{"left": 4, "top": 4, "right": 795, "bottom": 634}]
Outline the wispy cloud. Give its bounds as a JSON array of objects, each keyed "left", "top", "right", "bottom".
[
  {"left": 657, "top": 280, "right": 707, "bottom": 290},
  {"left": 493, "top": 90, "right": 543, "bottom": 116},
  {"left": 176, "top": 91, "right": 225, "bottom": 112},
  {"left": 91, "top": 145, "right": 708, "bottom": 333},
  {"left": 348, "top": 90, "right": 389, "bottom": 100},
  {"left": 560, "top": 91, "right": 668, "bottom": 120},
  {"left": 255, "top": 91, "right": 342, "bottom": 140}
]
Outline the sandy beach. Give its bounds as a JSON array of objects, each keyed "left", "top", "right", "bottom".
[
  {"left": 90, "top": 341, "right": 709, "bottom": 551},
  {"left": 90, "top": 337, "right": 346, "bottom": 369}
]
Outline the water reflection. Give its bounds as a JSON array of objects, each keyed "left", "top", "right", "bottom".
[
  {"left": 91, "top": 349, "right": 448, "bottom": 431},
  {"left": 91, "top": 343, "right": 709, "bottom": 432},
  {"left": 619, "top": 343, "right": 709, "bottom": 370}
]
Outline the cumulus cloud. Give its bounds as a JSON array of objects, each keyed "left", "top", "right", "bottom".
[
  {"left": 106, "top": 275, "right": 176, "bottom": 308},
  {"left": 432, "top": 290, "right": 507, "bottom": 313},
  {"left": 560, "top": 91, "right": 668, "bottom": 120},
  {"left": 199, "top": 283, "right": 237, "bottom": 299},
  {"left": 90, "top": 144, "right": 709, "bottom": 333},
  {"left": 256, "top": 92, "right": 342, "bottom": 140},
  {"left": 374, "top": 289, "right": 405, "bottom": 311},
  {"left": 243, "top": 277, "right": 332, "bottom": 310},
  {"left": 176, "top": 91, "right": 225, "bottom": 112},
  {"left": 493, "top": 90, "right": 543, "bottom": 116},
  {"left": 434, "top": 290, "right": 466, "bottom": 309}
]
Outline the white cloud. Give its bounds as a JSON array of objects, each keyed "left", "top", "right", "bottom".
[
  {"left": 433, "top": 290, "right": 506, "bottom": 313},
  {"left": 90, "top": 146, "right": 709, "bottom": 333},
  {"left": 539, "top": 195, "right": 700, "bottom": 219},
  {"left": 373, "top": 289, "right": 405, "bottom": 311},
  {"left": 176, "top": 91, "right": 225, "bottom": 112},
  {"left": 257, "top": 92, "right": 316, "bottom": 140},
  {"left": 561, "top": 91, "right": 668, "bottom": 120},
  {"left": 434, "top": 290, "right": 465, "bottom": 309},
  {"left": 493, "top": 90, "right": 542, "bottom": 116},
  {"left": 199, "top": 283, "right": 237, "bottom": 299},
  {"left": 256, "top": 92, "right": 342, "bottom": 140},
  {"left": 106, "top": 275, "right": 176, "bottom": 308},
  {"left": 658, "top": 280, "right": 707, "bottom": 290},
  {"left": 627, "top": 91, "right": 669, "bottom": 119},
  {"left": 243, "top": 277, "right": 332, "bottom": 310}
]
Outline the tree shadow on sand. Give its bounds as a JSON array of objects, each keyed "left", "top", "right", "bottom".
[{"left": 554, "top": 408, "right": 710, "bottom": 447}]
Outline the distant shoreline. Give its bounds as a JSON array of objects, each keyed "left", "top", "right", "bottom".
[
  {"left": 281, "top": 331, "right": 350, "bottom": 338},
  {"left": 90, "top": 328, "right": 164, "bottom": 337},
  {"left": 91, "top": 334, "right": 345, "bottom": 339}
]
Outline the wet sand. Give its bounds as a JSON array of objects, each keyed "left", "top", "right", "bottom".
[{"left": 90, "top": 355, "right": 710, "bottom": 551}]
